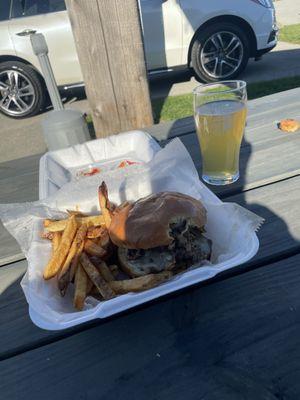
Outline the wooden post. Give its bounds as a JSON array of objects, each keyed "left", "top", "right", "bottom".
[{"left": 65, "top": 0, "right": 153, "bottom": 137}]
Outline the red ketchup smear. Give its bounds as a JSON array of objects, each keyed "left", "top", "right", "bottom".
[
  {"left": 118, "top": 160, "right": 139, "bottom": 169},
  {"left": 83, "top": 167, "right": 101, "bottom": 176}
]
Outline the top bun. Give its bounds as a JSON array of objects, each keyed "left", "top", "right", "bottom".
[{"left": 108, "top": 192, "right": 207, "bottom": 249}]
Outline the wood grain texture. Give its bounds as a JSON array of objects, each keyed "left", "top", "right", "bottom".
[
  {"left": 0, "top": 156, "right": 39, "bottom": 266},
  {"left": 1, "top": 90, "right": 300, "bottom": 399},
  {"left": 1, "top": 174, "right": 300, "bottom": 362},
  {"left": 0, "top": 261, "right": 68, "bottom": 360},
  {"left": 179, "top": 126, "right": 300, "bottom": 197},
  {"left": 0, "top": 90, "right": 300, "bottom": 265},
  {"left": 65, "top": 0, "right": 153, "bottom": 137},
  {"left": 0, "top": 153, "right": 41, "bottom": 182},
  {"left": 0, "top": 88, "right": 300, "bottom": 356},
  {"left": 1, "top": 253, "right": 300, "bottom": 399},
  {"left": 147, "top": 88, "right": 300, "bottom": 142}
]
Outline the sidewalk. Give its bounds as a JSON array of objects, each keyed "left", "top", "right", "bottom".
[
  {"left": 275, "top": 0, "right": 300, "bottom": 26},
  {"left": 0, "top": 98, "right": 90, "bottom": 163}
]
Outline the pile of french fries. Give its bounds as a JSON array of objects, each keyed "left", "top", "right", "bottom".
[{"left": 42, "top": 211, "right": 171, "bottom": 311}]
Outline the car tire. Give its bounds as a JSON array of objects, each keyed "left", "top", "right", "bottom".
[
  {"left": 191, "top": 22, "right": 250, "bottom": 83},
  {"left": 0, "top": 61, "right": 46, "bottom": 118}
]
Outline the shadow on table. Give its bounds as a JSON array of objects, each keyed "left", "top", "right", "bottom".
[
  {"left": 159, "top": 114, "right": 300, "bottom": 269},
  {"left": 1, "top": 127, "right": 300, "bottom": 399}
]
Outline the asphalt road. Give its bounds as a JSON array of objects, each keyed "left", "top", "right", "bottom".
[
  {"left": 0, "top": 95, "right": 89, "bottom": 163},
  {"left": 1, "top": 39, "right": 300, "bottom": 164}
]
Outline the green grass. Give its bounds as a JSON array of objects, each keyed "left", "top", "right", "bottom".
[
  {"left": 279, "top": 24, "right": 300, "bottom": 44},
  {"left": 152, "top": 76, "right": 300, "bottom": 123}
]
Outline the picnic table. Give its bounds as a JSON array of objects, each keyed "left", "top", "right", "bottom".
[{"left": 1, "top": 88, "right": 300, "bottom": 400}]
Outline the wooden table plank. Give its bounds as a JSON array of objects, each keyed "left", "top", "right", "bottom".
[
  {"left": 1, "top": 89, "right": 299, "bottom": 266},
  {"left": 1, "top": 120, "right": 300, "bottom": 265},
  {"left": 147, "top": 88, "right": 300, "bottom": 141},
  {"left": 0, "top": 169, "right": 39, "bottom": 266},
  {"left": 1, "top": 89, "right": 300, "bottom": 398},
  {"left": 0, "top": 224, "right": 24, "bottom": 267},
  {"left": 1, "top": 174, "right": 300, "bottom": 360},
  {"left": 179, "top": 128, "right": 300, "bottom": 197},
  {"left": 1, "top": 253, "right": 300, "bottom": 399},
  {"left": 0, "top": 154, "right": 40, "bottom": 182},
  {"left": 0, "top": 261, "right": 72, "bottom": 360}
]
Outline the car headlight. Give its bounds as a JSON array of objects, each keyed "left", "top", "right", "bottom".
[{"left": 250, "top": 0, "right": 273, "bottom": 8}]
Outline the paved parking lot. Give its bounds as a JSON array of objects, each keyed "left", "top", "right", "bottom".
[{"left": 0, "top": 96, "right": 89, "bottom": 163}]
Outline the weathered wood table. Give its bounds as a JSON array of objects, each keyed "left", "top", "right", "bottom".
[{"left": 1, "top": 88, "right": 300, "bottom": 400}]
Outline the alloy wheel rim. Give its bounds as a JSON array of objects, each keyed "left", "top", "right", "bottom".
[
  {"left": 0, "top": 70, "right": 35, "bottom": 116},
  {"left": 200, "top": 31, "right": 244, "bottom": 79}
]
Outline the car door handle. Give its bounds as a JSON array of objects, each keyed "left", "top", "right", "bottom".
[{"left": 16, "top": 29, "right": 37, "bottom": 37}]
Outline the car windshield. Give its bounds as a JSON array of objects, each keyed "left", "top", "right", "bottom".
[{"left": 0, "top": 0, "right": 11, "bottom": 22}]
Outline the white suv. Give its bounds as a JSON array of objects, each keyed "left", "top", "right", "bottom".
[{"left": 0, "top": 0, "right": 277, "bottom": 118}]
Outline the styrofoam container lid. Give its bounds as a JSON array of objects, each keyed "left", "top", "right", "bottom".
[{"left": 39, "top": 130, "right": 161, "bottom": 199}]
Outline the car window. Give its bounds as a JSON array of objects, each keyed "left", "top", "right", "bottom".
[
  {"left": 11, "top": 0, "right": 66, "bottom": 18},
  {"left": 0, "top": 1, "right": 11, "bottom": 22}
]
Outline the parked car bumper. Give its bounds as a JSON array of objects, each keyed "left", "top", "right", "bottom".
[
  {"left": 254, "top": 42, "right": 276, "bottom": 58},
  {"left": 255, "top": 7, "right": 278, "bottom": 53},
  {"left": 254, "top": 26, "right": 278, "bottom": 58}
]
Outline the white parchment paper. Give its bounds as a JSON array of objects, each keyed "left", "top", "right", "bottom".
[{"left": 0, "top": 137, "right": 263, "bottom": 330}]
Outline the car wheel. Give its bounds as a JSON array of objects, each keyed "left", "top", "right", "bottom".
[
  {"left": 191, "top": 22, "right": 250, "bottom": 83},
  {"left": 0, "top": 61, "right": 46, "bottom": 118}
]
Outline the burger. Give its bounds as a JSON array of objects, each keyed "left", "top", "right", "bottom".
[{"left": 99, "top": 182, "right": 212, "bottom": 277}]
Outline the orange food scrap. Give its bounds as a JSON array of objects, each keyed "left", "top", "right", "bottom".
[
  {"left": 83, "top": 167, "right": 101, "bottom": 176},
  {"left": 278, "top": 119, "right": 300, "bottom": 133},
  {"left": 118, "top": 160, "right": 139, "bottom": 169}
]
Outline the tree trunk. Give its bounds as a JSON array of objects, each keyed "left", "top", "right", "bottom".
[{"left": 65, "top": 0, "right": 153, "bottom": 137}]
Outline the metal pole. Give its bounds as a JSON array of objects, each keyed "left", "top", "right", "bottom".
[{"left": 30, "top": 33, "right": 64, "bottom": 111}]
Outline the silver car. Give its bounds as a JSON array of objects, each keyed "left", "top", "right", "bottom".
[{"left": 0, "top": 0, "right": 277, "bottom": 118}]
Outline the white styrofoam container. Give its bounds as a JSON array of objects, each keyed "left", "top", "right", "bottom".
[
  {"left": 0, "top": 135, "right": 260, "bottom": 331},
  {"left": 29, "top": 235, "right": 258, "bottom": 331},
  {"left": 39, "top": 130, "right": 161, "bottom": 199}
]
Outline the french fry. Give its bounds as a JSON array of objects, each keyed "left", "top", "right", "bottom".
[
  {"left": 87, "top": 226, "right": 105, "bottom": 239},
  {"left": 108, "top": 264, "right": 119, "bottom": 279},
  {"left": 43, "top": 216, "right": 78, "bottom": 280},
  {"left": 52, "top": 232, "right": 61, "bottom": 253},
  {"left": 86, "top": 277, "right": 94, "bottom": 294},
  {"left": 57, "top": 224, "right": 87, "bottom": 295},
  {"left": 69, "top": 256, "right": 79, "bottom": 283},
  {"left": 44, "top": 215, "right": 105, "bottom": 232},
  {"left": 97, "top": 229, "right": 110, "bottom": 249},
  {"left": 84, "top": 239, "right": 107, "bottom": 257},
  {"left": 109, "top": 271, "right": 172, "bottom": 294},
  {"left": 40, "top": 231, "right": 54, "bottom": 240},
  {"left": 73, "top": 264, "right": 89, "bottom": 311},
  {"left": 77, "top": 215, "right": 105, "bottom": 228},
  {"left": 67, "top": 209, "right": 86, "bottom": 217},
  {"left": 98, "top": 182, "right": 112, "bottom": 228},
  {"left": 97, "top": 261, "right": 115, "bottom": 282},
  {"left": 86, "top": 226, "right": 110, "bottom": 249},
  {"left": 80, "top": 253, "right": 115, "bottom": 300},
  {"left": 89, "top": 285, "right": 104, "bottom": 301}
]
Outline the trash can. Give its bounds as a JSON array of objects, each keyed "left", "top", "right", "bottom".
[{"left": 41, "top": 109, "right": 91, "bottom": 151}]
